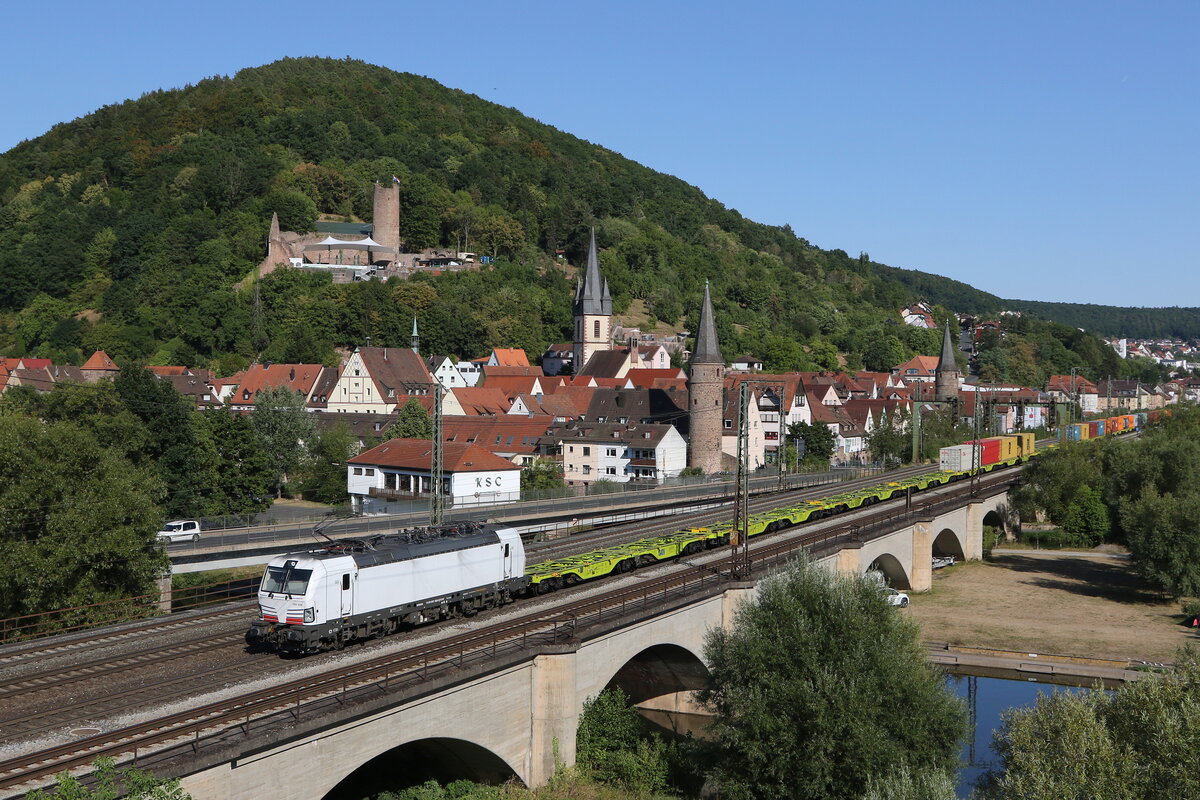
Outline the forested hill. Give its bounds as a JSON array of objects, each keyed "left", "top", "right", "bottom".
[
  {"left": 999, "top": 300, "right": 1200, "bottom": 340},
  {"left": 0, "top": 57, "right": 1162, "bottom": 383}
]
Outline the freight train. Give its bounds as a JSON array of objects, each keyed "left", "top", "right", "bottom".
[
  {"left": 247, "top": 443, "right": 1055, "bottom": 654},
  {"left": 1063, "top": 411, "right": 1166, "bottom": 443}
]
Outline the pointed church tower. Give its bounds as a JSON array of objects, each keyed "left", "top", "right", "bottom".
[
  {"left": 572, "top": 229, "right": 613, "bottom": 371},
  {"left": 688, "top": 281, "right": 725, "bottom": 473},
  {"left": 935, "top": 321, "right": 961, "bottom": 402},
  {"left": 411, "top": 317, "right": 420, "bottom": 354}
]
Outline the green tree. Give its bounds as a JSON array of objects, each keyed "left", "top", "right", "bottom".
[
  {"left": 0, "top": 415, "right": 165, "bottom": 619},
  {"left": 1061, "top": 484, "right": 1110, "bottom": 545},
  {"left": 394, "top": 398, "right": 433, "bottom": 439},
  {"left": 979, "top": 652, "right": 1200, "bottom": 799},
  {"left": 697, "top": 557, "right": 966, "bottom": 800},
  {"left": 866, "top": 409, "right": 912, "bottom": 466},
  {"left": 789, "top": 420, "right": 836, "bottom": 466},
  {"left": 520, "top": 458, "right": 564, "bottom": 492},
  {"left": 575, "top": 688, "right": 669, "bottom": 793},
  {"left": 297, "top": 421, "right": 356, "bottom": 504},
  {"left": 113, "top": 367, "right": 210, "bottom": 518},
  {"left": 195, "top": 409, "right": 273, "bottom": 515},
  {"left": 251, "top": 386, "right": 315, "bottom": 497}
]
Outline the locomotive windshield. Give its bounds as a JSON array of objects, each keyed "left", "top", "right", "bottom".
[{"left": 262, "top": 565, "right": 312, "bottom": 595}]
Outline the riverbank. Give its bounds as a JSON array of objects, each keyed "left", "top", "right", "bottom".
[{"left": 908, "top": 552, "right": 1193, "bottom": 664}]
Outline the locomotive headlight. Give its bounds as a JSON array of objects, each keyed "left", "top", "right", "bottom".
[{"left": 303, "top": 607, "right": 315, "bottom": 623}]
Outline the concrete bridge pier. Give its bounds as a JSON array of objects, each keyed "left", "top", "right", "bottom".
[
  {"left": 910, "top": 520, "right": 933, "bottom": 592},
  {"left": 529, "top": 645, "right": 579, "bottom": 786}
]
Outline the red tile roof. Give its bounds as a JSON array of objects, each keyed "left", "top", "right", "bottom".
[
  {"left": 349, "top": 439, "right": 518, "bottom": 472},
  {"left": 82, "top": 350, "right": 118, "bottom": 371},
  {"left": 490, "top": 348, "right": 530, "bottom": 367},
  {"left": 229, "top": 363, "right": 326, "bottom": 402}
]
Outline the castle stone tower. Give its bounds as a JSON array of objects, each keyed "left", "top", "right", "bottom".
[
  {"left": 572, "top": 229, "right": 612, "bottom": 372},
  {"left": 935, "top": 321, "right": 961, "bottom": 402},
  {"left": 266, "top": 212, "right": 288, "bottom": 266},
  {"left": 373, "top": 181, "right": 401, "bottom": 256},
  {"left": 687, "top": 282, "right": 725, "bottom": 473}
]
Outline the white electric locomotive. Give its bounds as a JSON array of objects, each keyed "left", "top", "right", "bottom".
[{"left": 246, "top": 522, "right": 527, "bottom": 654}]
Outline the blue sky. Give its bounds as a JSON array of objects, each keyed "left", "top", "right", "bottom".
[{"left": 2, "top": 1, "right": 1196, "bottom": 306}]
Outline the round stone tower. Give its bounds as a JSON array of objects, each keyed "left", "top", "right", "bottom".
[
  {"left": 935, "top": 321, "right": 961, "bottom": 402},
  {"left": 372, "top": 181, "right": 401, "bottom": 256},
  {"left": 688, "top": 282, "right": 725, "bottom": 473}
]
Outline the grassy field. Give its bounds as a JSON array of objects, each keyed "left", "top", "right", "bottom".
[{"left": 909, "top": 553, "right": 1197, "bottom": 664}]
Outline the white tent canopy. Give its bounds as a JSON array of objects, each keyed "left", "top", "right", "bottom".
[{"left": 302, "top": 236, "right": 395, "bottom": 254}]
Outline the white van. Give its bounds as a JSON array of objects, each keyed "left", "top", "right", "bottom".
[{"left": 157, "top": 520, "right": 201, "bottom": 543}]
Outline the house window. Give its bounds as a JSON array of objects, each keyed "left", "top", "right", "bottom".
[
  {"left": 365, "top": 468, "right": 375, "bottom": 476},
  {"left": 583, "top": 465, "right": 592, "bottom": 475},
  {"left": 724, "top": 420, "right": 733, "bottom": 429},
  {"left": 593, "top": 319, "right": 601, "bottom": 339},
  {"left": 606, "top": 448, "right": 617, "bottom": 457},
  {"left": 606, "top": 467, "right": 617, "bottom": 475},
  {"left": 583, "top": 446, "right": 591, "bottom": 456},
  {"left": 353, "top": 467, "right": 363, "bottom": 475}
]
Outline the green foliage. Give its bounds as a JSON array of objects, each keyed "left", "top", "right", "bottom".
[
  {"left": 26, "top": 758, "right": 190, "bottom": 800},
  {"left": 867, "top": 408, "right": 912, "bottom": 465},
  {"left": 394, "top": 398, "right": 433, "bottom": 439},
  {"left": 678, "top": 466, "right": 704, "bottom": 478},
  {"left": 858, "top": 764, "right": 957, "bottom": 800},
  {"left": 576, "top": 688, "right": 669, "bottom": 794},
  {"left": 978, "top": 651, "right": 1200, "bottom": 799},
  {"left": 251, "top": 385, "right": 315, "bottom": 496},
  {"left": 295, "top": 421, "right": 356, "bottom": 504},
  {"left": 113, "top": 366, "right": 211, "bottom": 518},
  {"left": 789, "top": 420, "right": 835, "bottom": 464},
  {"left": 520, "top": 458, "right": 564, "bottom": 492},
  {"left": 0, "top": 414, "right": 166, "bottom": 619},
  {"left": 1060, "top": 484, "right": 1110, "bottom": 545},
  {"left": 697, "top": 557, "right": 966, "bottom": 800}
]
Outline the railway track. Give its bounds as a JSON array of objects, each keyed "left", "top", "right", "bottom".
[
  {"left": 0, "top": 463, "right": 949, "bottom": 733},
  {"left": 0, "top": 470, "right": 1019, "bottom": 794}
]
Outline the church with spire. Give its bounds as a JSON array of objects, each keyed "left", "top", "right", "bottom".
[{"left": 572, "top": 229, "right": 613, "bottom": 372}]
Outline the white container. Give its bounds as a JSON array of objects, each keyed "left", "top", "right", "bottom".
[{"left": 939, "top": 444, "right": 980, "bottom": 472}]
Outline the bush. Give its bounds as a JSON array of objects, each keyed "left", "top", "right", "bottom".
[
  {"left": 575, "top": 688, "right": 670, "bottom": 794},
  {"left": 1022, "top": 528, "right": 1091, "bottom": 550}
]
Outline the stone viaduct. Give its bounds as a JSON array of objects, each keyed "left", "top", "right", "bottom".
[{"left": 174, "top": 488, "right": 1011, "bottom": 800}]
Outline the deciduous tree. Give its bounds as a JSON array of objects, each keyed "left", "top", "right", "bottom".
[{"left": 698, "top": 557, "right": 966, "bottom": 800}]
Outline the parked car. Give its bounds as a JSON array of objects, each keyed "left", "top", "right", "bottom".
[
  {"left": 932, "top": 555, "right": 956, "bottom": 569},
  {"left": 157, "top": 520, "right": 202, "bottom": 543},
  {"left": 882, "top": 587, "right": 910, "bottom": 608}
]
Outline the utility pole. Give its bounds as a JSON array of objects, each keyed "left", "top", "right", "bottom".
[
  {"left": 430, "top": 382, "right": 445, "bottom": 526},
  {"left": 911, "top": 403, "right": 922, "bottom": 464},
  {"left": 731, "top": 380, "right": 752, "bottom": 580}
]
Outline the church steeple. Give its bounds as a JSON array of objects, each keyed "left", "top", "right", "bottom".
[
  {"left": 572, "top": 228, "right": 613, "bottom": 372},
  {"left": 573, "top": 228, "right": 612, "bottom": 317},
  {"left": 411, "top": 317, "right": 420, "bottom": 354}
]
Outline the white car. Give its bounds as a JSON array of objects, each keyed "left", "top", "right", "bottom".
[
  {"left": 157, "top": 520, "right": 202, "bottom": 543},
  {"left": 882, "top": 587, "right": 910, "bottom": 608}
]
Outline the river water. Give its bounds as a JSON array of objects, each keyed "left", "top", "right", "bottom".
[{"left": 945, "top": 669, "right": 1112, "bottom": 797}]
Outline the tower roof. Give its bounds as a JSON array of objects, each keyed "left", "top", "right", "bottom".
[
  {"left": 692, "top": 282, "right": 722, "bottom": 364},
  {"left": 573, "top": 228, "right": 612, "bottom": 316},
  {"left": 937, "top": 321, "right": 958, "bottom": 373}
]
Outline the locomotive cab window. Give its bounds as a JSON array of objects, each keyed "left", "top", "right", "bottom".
[
  {"left": 262, "top": 566, "right": 313, "bottom": 595},
  {"left": 504, "top": 544, "right": 510, "bottom": 557},
  {"left": 342, "top": 574, "right": 350, "bottom": 591}
]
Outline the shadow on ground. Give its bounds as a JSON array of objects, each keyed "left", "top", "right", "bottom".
[{"left": 988, "top": 553, "right": 1171, "bottom": 606}]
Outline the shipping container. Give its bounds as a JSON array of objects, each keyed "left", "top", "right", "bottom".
[
  {"left": 993, "top": 436, "right": 1020, "bottom": 462},
  {"left": 1011, "top": 432, "right": 1036, "bottom": 456},
  {"left": 964, "top": 438, "right": 1003, "bottom": 467},
  {"left": 939, "top": 444, "right": 979, "bottom": 472},
  {"left": 1074, "top": 422, "right": 1090, "bottom": 441}
]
